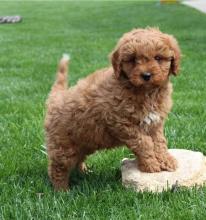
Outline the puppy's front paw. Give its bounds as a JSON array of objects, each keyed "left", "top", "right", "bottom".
[
  {"left": 138, "top": 159, "right": 161, "bottom": 173},
  {"left": 157, "top": 153, "right": 178, "bottom": 172}
]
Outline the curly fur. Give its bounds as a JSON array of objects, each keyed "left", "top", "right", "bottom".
[{"left": 45, "top": 28, "right": 181, "bottom": 191}]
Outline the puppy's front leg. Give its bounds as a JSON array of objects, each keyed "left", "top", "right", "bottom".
[
  {"left": 127, "top": 135, "right": 161, "bottom": 173},
  {"left": 151, "top": 124, "right": 177, "bottom": 171}
]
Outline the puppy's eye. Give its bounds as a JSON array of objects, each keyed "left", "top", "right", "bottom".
[{"left": 154, "top": 56, "right": 162, "bottom": 61}]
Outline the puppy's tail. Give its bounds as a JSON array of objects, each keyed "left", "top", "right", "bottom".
[{"left": 51, "top": 53, "right": 70, "bottom": 93}]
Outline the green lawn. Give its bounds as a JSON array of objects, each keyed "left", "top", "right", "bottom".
[{"left": 1, "top": 1, "right": 206, "bottom": 219}]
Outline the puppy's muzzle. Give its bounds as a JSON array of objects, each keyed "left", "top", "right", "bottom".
[{"left": 141, "top": 72, "right": 152, "bottom": 81}]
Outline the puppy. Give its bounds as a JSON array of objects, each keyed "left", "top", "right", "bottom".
[{"left": 45, "top": 28, "right": 181, "bottom": 191}]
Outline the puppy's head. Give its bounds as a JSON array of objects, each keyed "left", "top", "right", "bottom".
[{"left": 111, "top": 28, "right": 181, "bottom": 87}]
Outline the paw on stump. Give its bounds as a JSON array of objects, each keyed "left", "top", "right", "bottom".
[{"left": 121, "top": 149, "right": 206, "bottom": 192}]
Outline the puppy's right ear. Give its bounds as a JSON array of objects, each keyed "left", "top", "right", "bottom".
[
  {"left": 168, "top": 36, "right": 181, "bottom": 76},
  {"left": 110, "top": 49, "right": 121, "bottom": 78}
]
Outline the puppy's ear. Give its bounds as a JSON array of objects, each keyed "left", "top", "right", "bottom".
[
  {"left": 110, "top": 49, "right": 121, "bottom": 78},
  {"left": 168, "top": 36, "right": 181, "bottom": 76}
]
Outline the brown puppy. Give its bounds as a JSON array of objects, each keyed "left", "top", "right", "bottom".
[{"left": 45, "top": 28, "right": 181, "bottom": 191}]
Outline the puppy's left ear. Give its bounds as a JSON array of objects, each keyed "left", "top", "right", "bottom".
[
  {"left": 110, "top": 49, "right": 121, "bottom": 78},
  {"left": 168, "top": 36, "right": 181, "bottom": 76}
]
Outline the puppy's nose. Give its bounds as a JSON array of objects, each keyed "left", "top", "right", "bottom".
[{"left": 141, "top": 72, "right": 151, "bottom": 81}]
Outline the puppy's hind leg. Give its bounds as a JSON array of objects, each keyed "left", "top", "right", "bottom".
[
  {"left": 78, "top": 161, "right": 88, "bottom": 173},
  {"left": 48, "top": 160, "right": 70, "bottom": 191},
  {"left": 77, "top": 153, "right": 90, "bottom": 173},
  {"left": 48, "top": 144, "right": 79, "bottom": 191},
  {"left": 77, "top": 149, "right": 96, "bottom": 174}
]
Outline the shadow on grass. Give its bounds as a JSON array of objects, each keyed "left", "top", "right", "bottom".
[{"left": 70, "top": 167, "right": 122, "bottom": 192}]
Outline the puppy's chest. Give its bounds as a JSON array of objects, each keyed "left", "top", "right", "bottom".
[
  {"left": 140, "top": 111, "right": 161, "bottom": 127},
  {"left": 125, "top": 96, "right": 163, "bottom": 127},
  {"left": 133, "top": 106, "right": 161, "bottom": 127}
]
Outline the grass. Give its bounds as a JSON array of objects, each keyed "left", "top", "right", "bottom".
[{"left": 1, "top": 1, "right": 206, "bottom": 219}]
